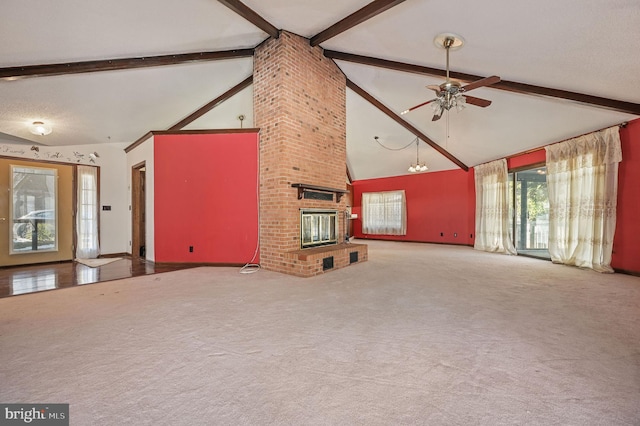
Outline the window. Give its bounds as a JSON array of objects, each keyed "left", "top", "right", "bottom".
[
  {"left": 76, "top": 165, "right": 100, "bottom": 258},
  {"left": 10, "top": 165, "right": 58, "bottom": 254},
  {"left": 362, "top": 190, "right": 407, "bottom": 235}
]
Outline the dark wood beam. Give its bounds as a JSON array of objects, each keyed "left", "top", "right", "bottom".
[
  {"left": 310, "top": 0, "right": 407, "bottom": 46},
  {"left": 169, "top": 76, "right": 253, "bottom": 130},
  {"left": 217, "top": 0, "right": 279, "bottom": 39},
  {"left": 327, "top": 50, "right": 640, "bottom": 116},
  {"left": 346, "top": 79, "right": 468, "bottom": 171},
  {"left": 326, "top": 49, "right": 446, "bottom": 76},
  {"left": 0, "top": 49, "right": 254, "bottom": 80}
]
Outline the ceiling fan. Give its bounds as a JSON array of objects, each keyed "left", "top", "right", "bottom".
[{"left": 401, "top": 33, "right": 500, "bottom": 121}]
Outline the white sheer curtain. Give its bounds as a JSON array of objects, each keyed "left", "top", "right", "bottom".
[
  {"left": 545, "top": 126, "right": 621, "bottom": 272},
  {"left": 76, "top": 165, "right": 100, "bottom": 259},
  {"left": 474, "top": 158, "right": 516, "bottom": 254},
  {"left": 362, "top": 190, "right": 407, "bottom": 235}
]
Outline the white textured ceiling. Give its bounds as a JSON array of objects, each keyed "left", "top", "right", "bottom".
[{"left": 1, "top": 0, "right": 638, "bottom": 180}]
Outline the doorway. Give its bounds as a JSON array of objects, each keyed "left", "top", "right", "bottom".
[
  {"left": 131, "top": 163, "right": 146, "bottom": 259},
  {"left": 509, "top": 165, "right": 550, "bottom": 260}
]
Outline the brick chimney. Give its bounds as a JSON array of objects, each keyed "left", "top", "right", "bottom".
[{"left": 254, "top": 31, "right": 366, "bottom": 276}]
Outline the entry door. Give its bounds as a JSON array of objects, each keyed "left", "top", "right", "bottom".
[
  {"left": 0, "top": 158, "right": 74, "bottom": 266},
  {"left": 509, "top": 166, "right": 550, "bottom": 259}
]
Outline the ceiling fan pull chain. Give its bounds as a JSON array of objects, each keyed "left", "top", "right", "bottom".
[{"left": 446, "top": 110, "right": 450, "bottom": 148}]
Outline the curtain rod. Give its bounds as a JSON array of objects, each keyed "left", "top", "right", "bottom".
[{"left": 504, "top": 121, "right": 628, "bottom": 160}]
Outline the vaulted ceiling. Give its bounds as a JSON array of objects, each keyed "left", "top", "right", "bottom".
[{"left": 1, "top": 0, "right": 639, "bottom": 180}]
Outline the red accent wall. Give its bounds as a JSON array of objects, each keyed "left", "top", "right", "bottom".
[
  {"left": 154, "top": 132, "right": 259, "bottom": 264},
  {"left": 352, "top": 169, "right": 475, "bottom": 245},
  {"left": 507, "top": 149, "right": 545, "bottom": 169},
  {"left": 352, "top": 118, "right": 640, "bottom": 273},
  {"left": 612, "top": 119, "right": 640, "bottom": 273}
]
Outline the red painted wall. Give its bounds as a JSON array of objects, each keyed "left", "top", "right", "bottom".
[
  {"left": 507, "top": 149, "right": 545, "bottom": 169},
  {"left": 154, "top": 132, "right": 259, "bottom": 264},
  {"left": 612, "top": 119, "right": 640, "bottom": 273},
  {"left": 352, "top": 118, "right": 640, "bottom": 273},
  {"left": 352, "top": 169, "right": 475, "bottom": 245}
]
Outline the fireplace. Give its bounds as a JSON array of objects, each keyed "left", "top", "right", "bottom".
[{"left": 300, "top": 209, "right": 338, "bottom": 249}]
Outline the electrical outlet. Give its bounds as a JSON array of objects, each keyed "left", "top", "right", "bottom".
[
  {"left": 440, "top": 232, "right": 444, "bottom": 237},
  {"left": 454, "top": 233, "right": 457, "bottom": 237},
  {"left": 189, "top": 246, "right": 194, "bottom": 253}
]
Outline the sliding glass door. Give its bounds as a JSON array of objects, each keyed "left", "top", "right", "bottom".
[{"left": 508, "top": 166, "right": 550, "bottom": 259}]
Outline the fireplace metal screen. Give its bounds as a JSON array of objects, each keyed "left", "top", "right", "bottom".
[{"left": 300, "top": 209, "right": 338, "bottom": 248}]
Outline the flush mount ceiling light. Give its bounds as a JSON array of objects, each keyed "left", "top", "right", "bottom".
[{"left": 29, "top": 121, "right": 52, "bottom": 136}]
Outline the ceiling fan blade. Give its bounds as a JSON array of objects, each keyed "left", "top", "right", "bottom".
[
  {"left": 432, "top": 111, "right": 443, "bottom": 122},
  {"left": 464, "top": 95, "right": 492, "bottom": 108},
  {"left": 401, "top": 98, "right": 437, "bottom": 115},
  {"left": 426, "top": 84, "right": 442, "bottom": 95},
  {"left": 461, "top": 75, "right": 500, "bottom": 92}
]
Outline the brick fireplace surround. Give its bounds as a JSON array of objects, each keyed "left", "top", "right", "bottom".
[{"left": 254, "top": 31, "right": 367, "bottom": 277}]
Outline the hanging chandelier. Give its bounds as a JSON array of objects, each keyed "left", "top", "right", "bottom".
[
  {"left": 373, "top": 136, "right": 429, "bottom": 173},
  {"left": 408, "top": 138, "right": 428, "bottom": 173}
]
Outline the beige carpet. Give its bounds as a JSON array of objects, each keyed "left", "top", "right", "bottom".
[
  {"left": 75, "top": 257, "right": 123, "bottom": 268},
  {"left": 1, "top": 240, "right": 639, "bottom": 425}
]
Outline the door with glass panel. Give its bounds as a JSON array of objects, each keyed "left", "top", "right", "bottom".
[
  {"left": 508, "top": 166, "right": 550, "bottom": 259},
  {"left": 0, "top": 159, "right": 73, "bottom": 267}
]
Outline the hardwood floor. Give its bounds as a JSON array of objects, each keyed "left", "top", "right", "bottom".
[{"left": 0, "top": 257, "right": 194, "bottom": 298}]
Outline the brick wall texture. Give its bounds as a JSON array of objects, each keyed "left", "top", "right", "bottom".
[{"left": 254, "top": 31, "right": 364, "bottom": 276}]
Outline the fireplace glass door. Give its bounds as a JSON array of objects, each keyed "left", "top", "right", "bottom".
[{"left": 300, "top": 210, "right": 338, "bottom": 248}]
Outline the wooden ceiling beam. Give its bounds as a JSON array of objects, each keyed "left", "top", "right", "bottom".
[
  {"left": 0, "top": 49, "right": 254, "bottom": 80},
  {"left": 327, "top": 50, "right": 640, "bottom": 116},
  {"left": 169, "top": 75, "right": 253, "bottom": 130},
  {"left": 217, "top": 0, "right": 279, "bottom": 39},
  {"left": 310, "top": 0, "right": 407, "bottom": 46},
  {"left": 346, "top": 79, "right": 469, "bottom": 172}
]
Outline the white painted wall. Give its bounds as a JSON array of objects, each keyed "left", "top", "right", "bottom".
[
  {"left": 0, "top": 138, "right": 130, "bottom": 256},
  {"left": 94, "top": 143, "right": 129, "bottom": 254},
  {"left": 125, "top": 136, "right": 155, "bottom": 262}
]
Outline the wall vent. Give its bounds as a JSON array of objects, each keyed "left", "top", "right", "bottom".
[
  {"left": 322, "top": 256, "right": 334, "bottom": 271},
  {"left": 349, "top": 251, "right": 358, "bottom": 264}
]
